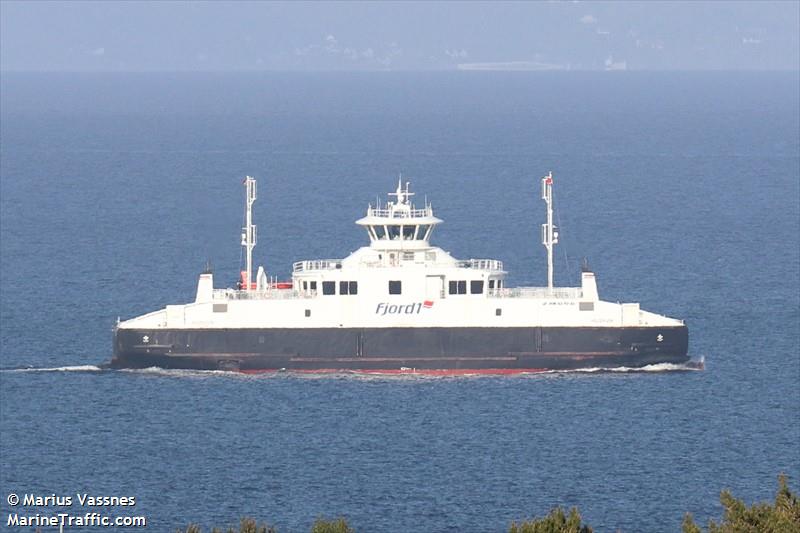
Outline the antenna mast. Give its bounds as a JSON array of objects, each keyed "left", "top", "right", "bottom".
[
  {"left": 241, "top": 176, "right": 257, "bottom": 291},
  {"left": 541, "top": 171, "right": 558, "bottom": 290}
]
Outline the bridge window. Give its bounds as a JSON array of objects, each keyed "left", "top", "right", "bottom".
[
  {"left": 389, "top": 280, "right": 402, "bottom": 295},
  {"left": 470, "top": 280, "right": 484, "bottom": 294},
  {"left": 416, "top": 224, "right": 429, "bottom": 240},
  {"left": 449, "top": 280, "right": 467, "bottom": 295},
  {"left": 402, "top": 225, "right": 415, "bottom": 240},
  {"left": 322, "top": 281, "right": 335, "bottom": 295},
  {"left": 374, "top": 225, "right": 387, "bottom": 239},
  {"left": 387, "top": 225, "right": 401, "bottom": 240},
  {"left": 340, "top": 281, "right": 358, "bottom": 295}
]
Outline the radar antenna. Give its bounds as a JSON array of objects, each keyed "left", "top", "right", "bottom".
[
  {"left": 541, "top": 171, "right": 558, "bottom": 290},
  {"left": 241, "top": 176, "right": 257, "bottom": 291}
]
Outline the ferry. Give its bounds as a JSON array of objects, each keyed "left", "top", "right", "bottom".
[{"left": 111, "top": 174, "right": 689, "bottom": 374}]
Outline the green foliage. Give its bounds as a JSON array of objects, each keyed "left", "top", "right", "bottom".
[
  {"left": 177, "top": 517, "right": 276, "bottom": 533},
  {"left": 682, "top": 474, "right": 800, "bottom": 533},
  {"left": 509, "top": 506, "right": 593, "bottom": 533},
  {"left": 681, "top": 513, "right": 703, "bottom": 533},
  {"left": 176, "top": 477, "right": 798, "bottom": 533},
  {"left": 309, "top": 517, "right": 354, "bottom": 533}
]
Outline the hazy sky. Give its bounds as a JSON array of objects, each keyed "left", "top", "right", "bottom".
[{"left": 1, "top": 1, "right": 798, "bottom": 71}]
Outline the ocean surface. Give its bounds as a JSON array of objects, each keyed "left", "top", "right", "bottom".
[{"left": 1, "top": 71, "right": 798, "bottom": 532}]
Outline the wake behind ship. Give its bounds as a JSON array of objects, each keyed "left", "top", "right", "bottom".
[{"left": 111, "top": 174, "right": 689, "bottom": 373}]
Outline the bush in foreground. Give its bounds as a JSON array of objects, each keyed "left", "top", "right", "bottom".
[
  {"left": 177, "top": 476, "right": 798, "bottom": 532},
  {"left": 683, "top": 474, "right": 800, "bottom": 533},
  {"left": 509, "top": 506, "right": 593, "bottom": 533},
  {"left": 178, "top": 517, "right": 276, "bottom": 533},
  {"left": 310, "top": 517, "right": 355, "bottom": 533}
]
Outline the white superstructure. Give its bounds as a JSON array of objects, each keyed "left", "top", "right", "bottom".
[{"left": 118, "top": 175, "right": 683, "bottom": 333}]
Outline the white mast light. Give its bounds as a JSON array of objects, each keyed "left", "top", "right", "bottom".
[
  {"left": 541, "top": 171, "right": 557, "bottom": 290},
  {"left": 242, "top": 176, "right": 257, "bottom": 291}
]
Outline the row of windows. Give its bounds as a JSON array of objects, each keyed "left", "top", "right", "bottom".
[
  {"left": 302, "top": 279, "right": 502, "bottom": 296},
  {"left": 368, "top": 224, "right": 432, "bottom": 241},
  {"left": 321, "top": 281, "right": 358, "bottom": 295},
  {"left": 301, "top": 307, "right": 505, "bottom": 318},
  {"left": 448, "top": 280, "right": 503, "bottom": 295}
]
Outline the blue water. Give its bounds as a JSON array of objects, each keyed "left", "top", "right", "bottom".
[{"left": 1, "top": 72, "right": 798, "bottom": 532}]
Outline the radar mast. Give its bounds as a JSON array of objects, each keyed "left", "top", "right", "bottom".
[{"left": 541, "top": 172, "right": 558, "bottom": 290}]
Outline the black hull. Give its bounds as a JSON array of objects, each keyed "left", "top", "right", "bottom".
[{"left": 111, "top": 326, "right": 689, "bottom": 373}]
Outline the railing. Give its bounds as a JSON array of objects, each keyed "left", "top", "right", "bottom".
[
  {"left": 455, "top": 259, "right": 505, "bottom": 271},
  {"left": 213, "top": 289, "right": 315, "bottom": 301},
  {"left": 367, "top": 207, "right": 433, "bottom": 218},
  {"left": 293, "top": 259, "right": 342, "bottom": 272},
  {"left": 487, "top": 287, "right": 583, "bottom": 299},
  {"left": 293, "top": 257, "right": 504, "bottom": 271}
]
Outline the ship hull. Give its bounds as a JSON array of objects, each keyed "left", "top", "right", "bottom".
[{"left": 111, "top": 325, "right": 689, "bottom": 373}]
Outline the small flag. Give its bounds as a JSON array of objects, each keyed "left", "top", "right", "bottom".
[{"left": 545, "top": 176, "right": 553, "bottom": 185}]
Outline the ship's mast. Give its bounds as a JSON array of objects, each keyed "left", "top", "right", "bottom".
[
  {"left": 541, "top": 172, "right": 558, "bottom": 290},
  {"left": 241, "top": 176, "right": 257, "bottom": 291}
]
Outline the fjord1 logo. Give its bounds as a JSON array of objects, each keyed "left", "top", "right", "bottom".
[{"left": 375, "top": 301, "right": 434, "bottom": 315}]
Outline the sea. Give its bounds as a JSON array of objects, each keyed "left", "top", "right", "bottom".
[{"left": 1, "top": 71, "right": 798, "bottom": 532}]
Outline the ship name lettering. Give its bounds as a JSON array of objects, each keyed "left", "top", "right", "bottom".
[{"left": 375, "top": 302, "right": 422, "bottom": 316}]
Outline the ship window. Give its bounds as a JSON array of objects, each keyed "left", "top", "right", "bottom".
[
  {"left": 425, "top": 251, "right": 436, "bottom": 262},
  {"left": 305, "top": 309, "right": 311, "bottom": 317},
  {"left": 471, "top": 280, "right": 484, "bottom": 294},
  {"left": 496, "top": 308, "right": 502, "bottom": 316},
  {"left": 339, "top": 281, "right": 358, "bottom": 295},
  {"left": 579, "top": 302, "right": 594, "bottom": 311},
  {"left": 449, "top": 280, "right": 467, "bottom": 295},
  {"left": 416, "top": 224, "right": 429, "bottom": 240},
  {"left": 389, "top": 280, "right": 402, "bottom": 295},
  {"left": 387, "top": 225, "right": 401, "bottom": 240},
  {"left": 374, "top": 225, "right": 387, "bottom": 239},
  {"left": 402, "top": 225, "right": 415, "bottom": 240},
  {"left": 367, "top": 226, "right": 377, "bottom": 241},
  {"left": 310, "top": 281, "right": 317, "bottom": 290},
  {"left": 489, "top": 279, "right": 495, "bottom": 289},
  {"left": 213, "top": 304, "right": 228, "bottom": 313},
  {"left": 322, "top": 281, "right": 335, "bottom": 295}
]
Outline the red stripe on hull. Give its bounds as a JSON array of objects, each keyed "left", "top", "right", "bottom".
[{"left": 239, "top": 368, "right": 548, "bottom": 376}]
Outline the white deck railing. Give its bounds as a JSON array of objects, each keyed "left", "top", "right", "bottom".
[
  {"left": 293, "top": 260, "right": 342, "bottom": 272},
  {"left": 294, "top": 257, "right": 504, "bottom": 272},
  {"left": 455, "top": 259, "right": 504, "bottom": 271},
  {"left": 213, "top": 289, "right": 315, "bottom": 301},
  {"left": 487, "top": 287, "right": 583, "bottom": 299},
  {"left": 367, "top": 207, "right": 433, "bottom": 218}
]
